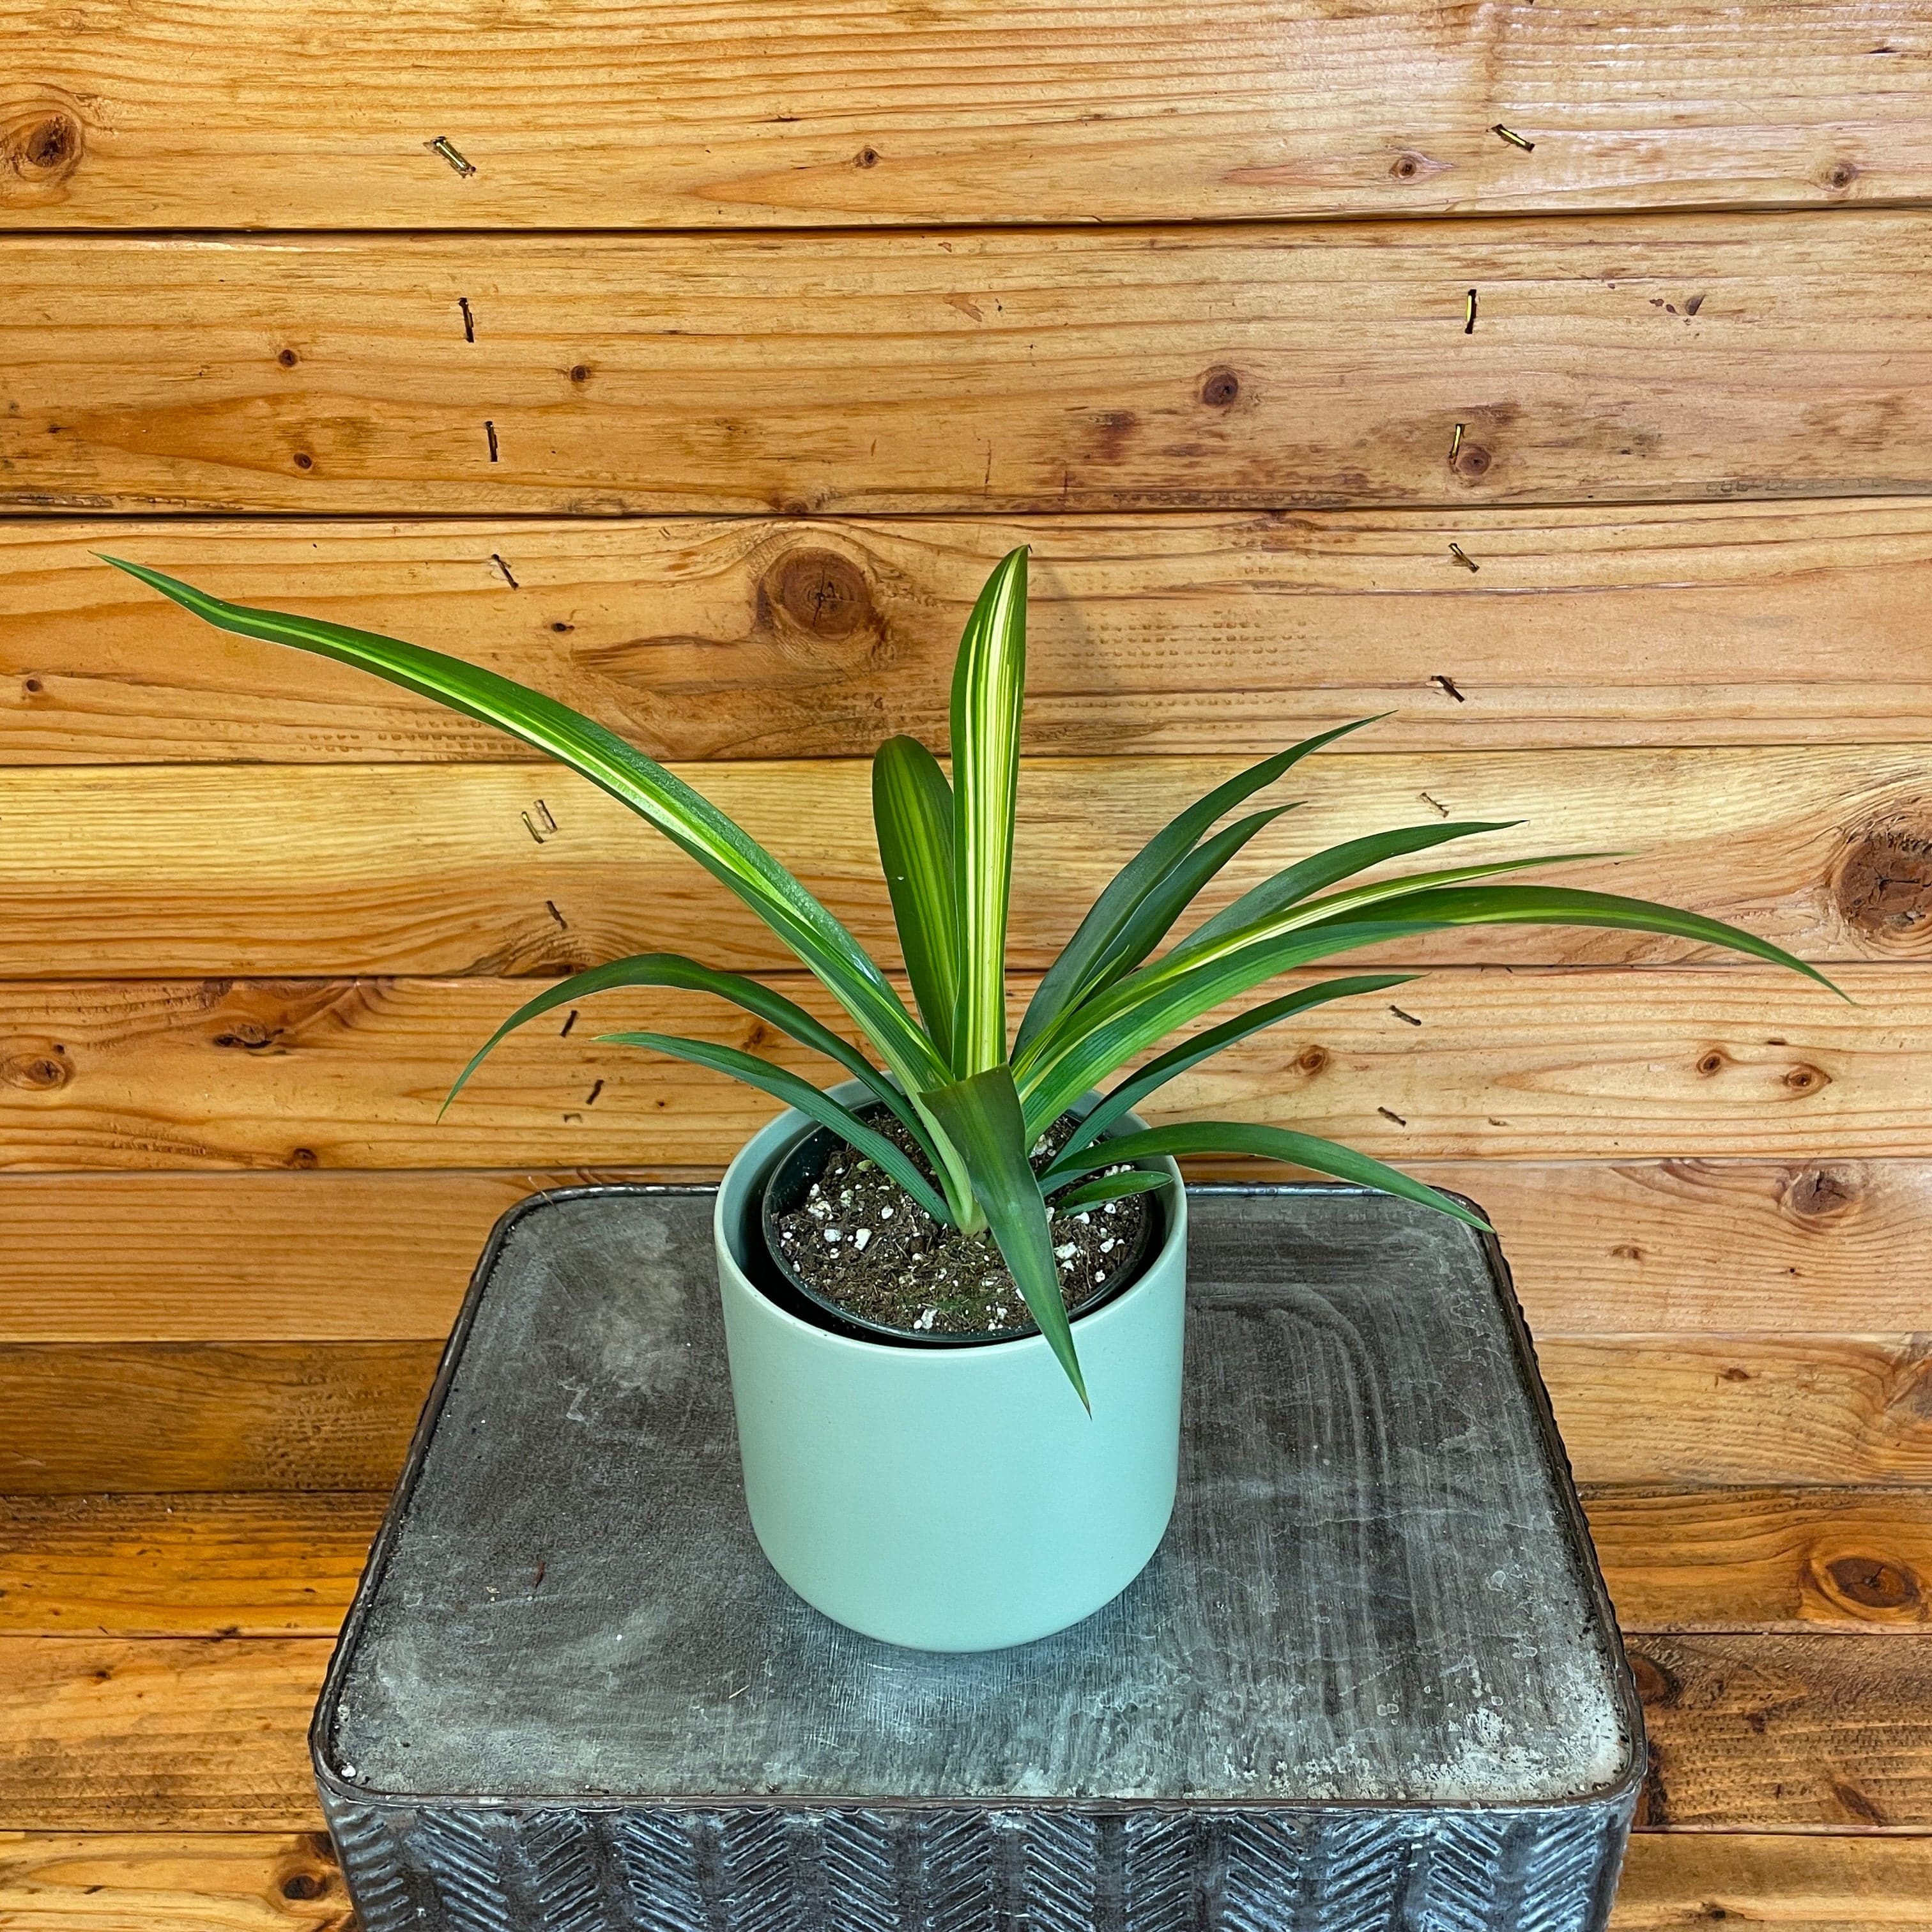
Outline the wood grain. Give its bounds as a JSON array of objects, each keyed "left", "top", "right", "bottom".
[
  {"left": 4, "top": 741, "right": 1922, "bottom": 977},
  {"left": 4, "top": 1829, "right": 1930, "bottom": 1929},
  {"left": 7, "top": 217, "right": 1932, "bottom": 514},
  {"left": 7, "top": 1162, "right": 1928, "bottom": 1344},
  {"left": 3, "top": 1333, "right": 1924, "bottom": 1495},
  {"left": 0, "top": 967, "right": 1897, "bottom": 1172},
  {"left": 7, "top": 1, "right": 1924, "bottom": 229},
  {"left": 7, "top": 1487, "right": 1926, "bottom": 1640},
  {"left": 20, "top": 504, "right": 1932, "bottom": 762},
  {"left": 0, "top": 1639, "right": 328, "bottom": 1832},
  {"left": 1425, "top": 1158, "right": 1932, "bottom": 1337},
  {"left": 0, "top": 1494, "right": 385, "bottom": 1638},
  {"left": 0, "top": 1830, "right": 346, "bottom": 1930},
  {"left": 1632, "top": 1634, "right": 1932, "bottom": 1829},
  {"left": 0, "top": 1344, "right": 436, "bottom": 1493},
  {"left": 1547, "top": 1338, "right": 1932, "bottom": 1489},
  {"left": 3, "top": 1631, "right": 1926, "bottom": 1830},
  {"left": 1586, "top": 1486, "right": 1932, "bottom": 1632},
  {"left": 1613, "top": 1834, "right": 1932, "bottom": 1929}
]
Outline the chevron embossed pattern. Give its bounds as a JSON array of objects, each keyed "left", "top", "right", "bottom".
[
  {"left": 1020, "top": 1810, "right": 1099, "bottom": 1932},
  {"left": 516, "top": 1812, "right": 613, "bottom": 1932},
  {"left": 612, "top": 1811, "right": 710, "bottom": 1932},
  {"left": 815, "top": 1808, "right": 903, "bottom": 1932},
  {"left": 329, "top": 1804, "right": 418, "bottom": 1932},
  {"left": 1304, "top": 1814, "right": 1414, "bottom": 1932},
  {"left": 1413, "top": 1816, "right": 1508, "bottom": 1932},
  {"left": 1218, "top": 1814, "right": 1309, "bottom": 1932},
  {"left": 1512, "top": 1814, "right": 1614, "bottom": 1932},
  {"left": 917, "top": 1808, "right": 1002, "bottom": 1932},
  {"left": 1120, "top": 1811, "right": 1196, "bottom": 1932},
  {"left": 415, "top": 1810, "right": 518, "bottom": 1932},
  {"left": 717, "top": 1810, "right": 809, "bottom": 1932}
]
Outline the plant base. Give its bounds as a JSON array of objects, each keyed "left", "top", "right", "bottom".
[{"left": 715, "top": 1085, "right": 1187, "bottom": 1651}]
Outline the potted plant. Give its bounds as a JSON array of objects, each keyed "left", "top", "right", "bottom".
[{"left": 107, "top": 548, "right": 1830, "bottom": 1651}]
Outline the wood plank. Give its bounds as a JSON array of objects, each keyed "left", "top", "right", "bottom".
[
  {"left": 10, "top": 1, "right": 1928, "bottom": 230},
  {"left": 1426, "top": 1158, "right": 1932, "bottom": 1338},
  {"left": 7, "top": 1161, "right": 1929, "bottom": 1344},
  {"left": 0, "top": 1345, "right": 436, "bottom": 1494},
  {"left": 8, "top": 1487, "right": 1928, "bottom": 1641},
  {"left": 3, "top": 1333, "right": 1926, "bottom": 1495},
  {"left": 1586, "top": 1487, "right": 1932, "bottom": 1633},
  {"left": 0, "top": 1639, "right": 328, "bottom": 1831},
  {"left": 1546, "top": 1339, "right": 1932, "bottom": 1489},
  {"left": 0, "top": 1494, "right": 385, "bottom": 1639},
  {"left": 7, "top": 1829, "right": 1932, "bottom": 1930},
  {"left": 3, "top": 741, "right": 1919, "bottom": 977},
  {"left": 6, "top": 217, "right": 1932, "bottom": 515},
  {"left": 1632, "top": 1634, "right": 1932, "bottom": 1829},
  {"left": 0, "top": 1831, "right": 344, "bottom": 1930},
  {"left": 4, "top": 1632, "right": 1926, "bottom": 1830},
  {"left": 0, "top": 967, "right": 1901, "bottom": 1172},
  {"left": 1613, "top": 1834, "right": 1932, "bottom": 1929},
  {"left": 20, "top": 504, "right": 1932, "bottom": 762}
]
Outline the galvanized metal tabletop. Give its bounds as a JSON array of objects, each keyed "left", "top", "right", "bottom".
[{"left": 316, "top": 1183, "right": 1643, "bottom": 1931}]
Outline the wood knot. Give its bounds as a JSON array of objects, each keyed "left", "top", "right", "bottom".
[
  {"left": 1823, "top": 158, "right": 1860, "bottom": 194},
  {"left": 291, "top": 450, "right": 314, "bottom": 471},
  {"left": 3, "top": 105, "right": 84, "bottom": 191},
  {"left": 1390, "top": 151, "right": 1423, "bottom": 181},
  {"left": 1820, "top": 1551, "right": 1920, "bottom": 1613},
  {"left": 1781, "top": 1062, "right": 1828, "bottom": 1094},
  {"left": 211, "top": 1022, "right": 277, "bottom": 1050},
  {"left": 760, "top": 548, "right": 876, "bottom": 642},
  {"left": 1294, "top": 1046, "right": 1328, "bottom": 1077},
  {"left": 1453, "top": 442, "right": 1492, "bottom": 479},
  {"left": 1782, "top": 1165, "right": 1860, "bottom": 1222},
  {"left": 277, "top": 348, "right": 300, "bottom": 369},
  {"left": 1, "top": 1047, "right": 69, "bottom": 1091},
  {"left": 1832, "top": 816, "right": 1932, "bottom": 949},
  {"left": 1626, "top": 1648, "right": 1679, "bottom": 1707},
  {"left": 855, "top": 146, "right": 880, "bottom": 168},
  {"left": 569, "top": 363, "right": 591, "bottom": 383},
  {"left": 1199, "top": 365, "right": 1242, "bottom": 408},
  {"left": 1695, "top": 1048, "right": 1728, "bottom": 1076},
  {"left": 282, "top": 1871, "right": 328, "bottom": 1901},
  {"left": 287, "top": 1146, "right": 319, "bottom": 1169}
]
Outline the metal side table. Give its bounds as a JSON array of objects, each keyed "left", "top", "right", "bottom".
[{"left": 316, "top": 1184, "right": 1643, "bottom": 1931}]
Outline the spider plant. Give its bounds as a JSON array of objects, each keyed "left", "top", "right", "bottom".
[{"left": 105, "top": 548, "right": 1833, "bottom": 1407}]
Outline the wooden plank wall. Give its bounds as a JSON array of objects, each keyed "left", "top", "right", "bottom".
[{"left": 4, "top": 2, "right": 1931, "bottom": 1923}]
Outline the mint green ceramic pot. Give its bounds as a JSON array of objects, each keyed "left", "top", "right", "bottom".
[{"left": 712, "top": 1083, "right": 1186, "bottom": 1652}]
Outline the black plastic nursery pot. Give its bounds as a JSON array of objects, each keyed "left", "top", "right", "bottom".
[{"left": 753, "top": 1104, "right": 1159, "bottom": 1347}]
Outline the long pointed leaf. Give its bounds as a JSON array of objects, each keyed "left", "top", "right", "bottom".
[
  {"left": 1013, "top": 716, "right": 1385, "bottom": 1056},
  {"left": 950, "top": 548, "right": 1029, "bottom": 1074},
  {"left": 1169, "top": 820, "right": 1519, "bottom": 963},
  {"left": 102, "top": 556, "right": 948, "bottom": 1100},
  {"left": 921, "top": 1065, "right": 1087, "bottom": 1408},
  {"left": 598, "top": 1031, "right": 953, "bottom": 1223},
  {"left": 1047, "top": 1169, "right": 1172, "bottom": 1214},
  {"left": 1078, "top": 804, "right": 1300, "bottom": 998},
  {"left": 1015, "top": 852, "right": 1597, "bottom": 1116},
  {"left": 1050, "top": 1122, "right": 1491, "bottom": 1233},
  {"left": 1015, "top": 917, "right": 1453, "bottom": 1136},
  {"left": 1046, "top": 973, "right": 1417, "bottom": 1169},
  {"left": 440, "top": 951, "right": 934, "bottom": 1150},
  {"left": 873, "top": 735, "right": 960, "bottom": 1066},
  {"left": 1317, "top": 883, "right": 1844, "bottom": 993}
]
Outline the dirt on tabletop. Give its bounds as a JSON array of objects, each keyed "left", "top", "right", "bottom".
[{"left": 770, "top": 1109, "right": 1154, "bottom": 1338}]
